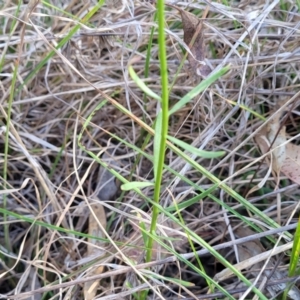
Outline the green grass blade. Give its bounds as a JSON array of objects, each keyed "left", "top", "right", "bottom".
[
  {"left": 169, "top": 65, "right": 231, "bottom": 116},
  {"left": 0, "top": 207, "right": 106, "bottom": 242},
  {"left": 288, "top": 217, "right": 300, "bottom": 276},
  {"left": 168, "top": 135, "right": 225, "bottom": 158},
  {"left": 129, "top": 66, "right": 161, "bottom": 101}
]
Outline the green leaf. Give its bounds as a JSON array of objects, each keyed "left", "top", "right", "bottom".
[
  {"left": 168, "top": 135, "right": 225, "bottom": 158},
  {"left": 121, "top": 181, "right": 154, "bottom": 191},
  {"left": 169, "top": 65, "right": 230, "bottom": 115},
  {"left": 129, "top": 66, "right": 161, "bottom": 101}
]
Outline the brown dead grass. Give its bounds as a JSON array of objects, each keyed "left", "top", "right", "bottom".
[{"left": 1, "top": 0, "right": 300, "bottom": 299}]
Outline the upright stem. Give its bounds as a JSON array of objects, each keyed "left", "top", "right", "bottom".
[{"left": 146, "top": 0, "right": 169, "bottom": 263}]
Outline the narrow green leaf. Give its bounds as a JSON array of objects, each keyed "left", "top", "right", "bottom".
[
  {"left": 129, "top": 66, "right": 161, "bottom": 101},
  {"left": 169, "top": 65, "right": 231, "bottom": 116},
  {"left": 0, "top": 207, "right": 106, "bottom": 242},
  {"left": 168, "top": 135, "right": 225, "bottom": 158},
  {"left": 288, "top": 218, "right": 300, "bottom": 276},
  {"left": 163, "top": 277, "right": 194, "bottom": 287},
  {"left": 121, "top": 181, "right": 154, "bottom": 191}
]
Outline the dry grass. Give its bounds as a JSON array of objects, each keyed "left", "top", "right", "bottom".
[{"left": 1, "top": 0, "right": 300, "bottom": 299}]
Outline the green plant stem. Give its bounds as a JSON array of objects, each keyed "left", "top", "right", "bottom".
[{"left": 146, "top": 0, "right": 169, "bottom": 263}]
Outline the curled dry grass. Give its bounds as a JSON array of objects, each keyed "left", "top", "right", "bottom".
[{"left": 1, "top": 0, "right": 300, "bottom": 299}]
